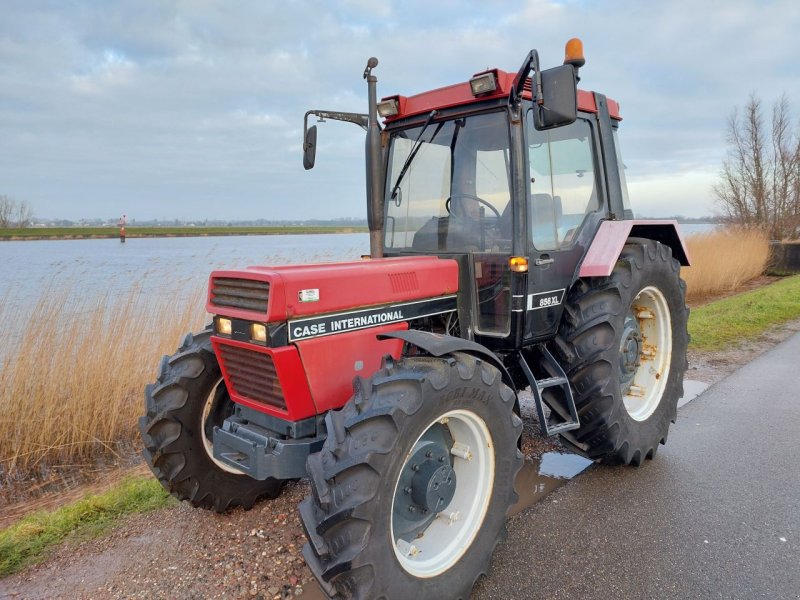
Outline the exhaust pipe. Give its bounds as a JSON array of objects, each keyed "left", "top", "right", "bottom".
[{"left": 364, "top": 58, "right": 384, "bottom": 258}]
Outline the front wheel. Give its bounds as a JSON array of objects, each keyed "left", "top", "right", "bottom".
[
  {"left": 139, "top": 328, "right": 282, "bottom": 511},
  {"left": 553, "top": 239, "right": 689, "bottom": 465},
  {"left": 300, "top": 353, "right": 522, "bottom": 599}
]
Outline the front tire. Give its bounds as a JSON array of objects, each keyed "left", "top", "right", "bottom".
[
  {"left": 139, "top": 328, "right": 282, "bottom": 511},
  {"left": 300, "top": 353, "right": 522, "bottom": 599},
  {"left": 553, "top": 239, "right": 689, "bottom": 465}
]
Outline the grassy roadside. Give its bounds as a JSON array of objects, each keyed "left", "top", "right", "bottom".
[
  {"left": 688, "top": 274, "right": 800, "bottom": 351},
  {"left": 0, "top": 226, "right": 367, "bottom": 240},
  {"left": 0, "top": 477, "right": 172, "bottom": 578}
]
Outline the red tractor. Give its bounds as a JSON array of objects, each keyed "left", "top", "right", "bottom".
[{"left": 140, "top": 39, "right": 689, "bottom": 599}]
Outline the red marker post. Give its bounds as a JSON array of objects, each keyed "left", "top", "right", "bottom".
[{"left": 118, "top": 214, "right": 127, "bottom": 243}]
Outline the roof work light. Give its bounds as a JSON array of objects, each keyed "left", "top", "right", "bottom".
[
  {"left": 377, "top": 98, "right": 399, "bottom": 117},
  {"left": 469, "top": 72, "right": 497, "bottom": 96}
]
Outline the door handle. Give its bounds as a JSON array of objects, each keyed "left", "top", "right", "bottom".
[{"left": 534, "top": 257, "right": 554, "bottom": 266}]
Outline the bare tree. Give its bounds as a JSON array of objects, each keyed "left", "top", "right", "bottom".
[
  {"left": 0, "top": 195, "right": 35, "bottom": 228},
  {"left": 13, "top": 199, "right": 34, "bottom": 228},
  {"left": 714, "top": 94, "right": 800, "bottom": 240},
  {"left": 0, "top": 194, "right": 12, "bottom": 228}
]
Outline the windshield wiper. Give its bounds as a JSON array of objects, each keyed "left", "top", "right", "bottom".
[{"left": 389, "top": 110, "right": 440, "bottom": 204}]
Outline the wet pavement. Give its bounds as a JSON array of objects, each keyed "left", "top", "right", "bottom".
[{"left": 474, "top": 331, "right": 800, "bottom": 599}]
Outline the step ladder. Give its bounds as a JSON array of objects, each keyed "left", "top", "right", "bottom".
[{"left": 518, "top": 345, "right": 580, "bottom": 436}]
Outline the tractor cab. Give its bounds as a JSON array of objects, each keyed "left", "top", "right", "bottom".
[
  {"left": 379, "top": 85, "right": 622, "bottom": 350},
  {"left": 304, "top": 40, "right": 632, "bottom": 352}
]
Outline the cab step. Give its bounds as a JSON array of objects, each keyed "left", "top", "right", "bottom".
[{"left": 518, "top": 345, "right": 580, "bottom": 436}]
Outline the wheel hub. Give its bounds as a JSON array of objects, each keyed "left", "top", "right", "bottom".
[
  {"left": 619, "top": 312, "right": 642, "bottom": 395},
  {"left": 392, "top": 426, "right": 455, "bottom": 540},
  {"left": 411, "top": 457, "right": 457, "bottom": 513}
]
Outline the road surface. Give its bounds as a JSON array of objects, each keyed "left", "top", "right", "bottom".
[{"left": 475, "top": 331, "right": 800, "bottom": 599}]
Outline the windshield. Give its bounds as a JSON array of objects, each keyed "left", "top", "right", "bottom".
[{"left": 384, "top": 111, "right": 512, "bottom": 253}]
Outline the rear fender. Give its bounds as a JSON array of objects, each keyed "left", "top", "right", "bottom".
[
  {"left": 378, "top": 329, "right": 519, "bottom": 414},
  {"left": 579, "top": 220, "right": 690, "bottom": 277}
]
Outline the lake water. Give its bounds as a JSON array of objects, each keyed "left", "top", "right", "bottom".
[
  {"left": 0, "top": 224, "right": 718, "bottom": 316},
  {"left": 0, "top": 233, "right": 371, "bottom": 317},
  {"left": 676, "top": 223, "right": 717, "bottom": 236}
]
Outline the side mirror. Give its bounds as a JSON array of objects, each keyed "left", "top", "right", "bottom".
[
  {"left": 534, "top": 65, "right": 577, "bottom": 130},
  {"left": 303, "top": 125, "right": 317, "bottom": 170}
]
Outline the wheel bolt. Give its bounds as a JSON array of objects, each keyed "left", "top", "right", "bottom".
[
  {"left": 425, "top": 451, "right": 433, "bottom": 458},
  {"left": 411, "top": 464, "right": 420, "bottom": 471},
  {"left": 408, "top": 505, "right": 415, "bottom": 513},
  {"left": 404, "top": 487, "right": 412, "bottom": 494}
]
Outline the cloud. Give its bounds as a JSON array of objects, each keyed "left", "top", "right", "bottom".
[{"left": 0, "top": 0, "right": 799, "bottom": 220}]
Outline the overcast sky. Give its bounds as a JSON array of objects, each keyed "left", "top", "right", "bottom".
[{"left": 1, "top": 0, "right": 799, "bottom": 221}]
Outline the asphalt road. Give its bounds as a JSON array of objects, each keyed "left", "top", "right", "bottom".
[{"left": 474, "top": 331, "right": 800, "bottom": 600}]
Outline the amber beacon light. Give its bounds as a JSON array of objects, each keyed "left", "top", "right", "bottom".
[{"left": 564, "top": 38, "right": 586, "bottom": 68}]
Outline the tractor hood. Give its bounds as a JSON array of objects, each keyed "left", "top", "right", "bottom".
[{"left": 206, "top": 256, "right": 459, "bottom": 323}]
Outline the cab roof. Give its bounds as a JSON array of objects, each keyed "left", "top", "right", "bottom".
[{"left": 381, "top": 68, "right": 620, "bottom": 124}]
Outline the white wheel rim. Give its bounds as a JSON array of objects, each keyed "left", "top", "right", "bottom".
[
  {"left": 623, "top": 286, "right": 672, "bottom": 421},
  {"left": 390, "top": 409, "right": 494, "bottom": 578},
  {"left": 200, "top": 378, "right": 244, "bottom": 475}
]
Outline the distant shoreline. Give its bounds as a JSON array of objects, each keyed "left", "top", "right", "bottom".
[{"left": 0, "top": 226, "right": 369, "bottom": 241}]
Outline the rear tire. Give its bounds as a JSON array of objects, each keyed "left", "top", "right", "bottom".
[
  {"left": 139, "top": 328, "right": 282, "bottom": 511},
  {"left": 553, "top": 239, "right": 689, "bottom": 465},
  {"left": 300, "top": 353, "right": 522, "bottom": 599}
]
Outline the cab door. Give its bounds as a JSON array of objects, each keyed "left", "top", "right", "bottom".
[{"left": 524, "top": 112, "right": 604, "bottom": 341}]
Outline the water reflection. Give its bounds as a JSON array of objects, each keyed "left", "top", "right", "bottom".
[{"left": 509, "top": 452, "right": 593, "bottom": 517}]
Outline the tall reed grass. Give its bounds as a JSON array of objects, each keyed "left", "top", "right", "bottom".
[
  {"left": 0, "top": 286, "right": 206, "bottom": 481},
  {"left": 681, "top": 228, "right": 770, "bottom": 301}
]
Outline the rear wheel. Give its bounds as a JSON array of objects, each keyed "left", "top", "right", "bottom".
[
  {"left": 300, "top": 353, "right": 522, "bottom": 599},
  {"left": 553, "top": 239, "right": 689, "bottom": 465},
  {"left": 139, "top": 328, "right": 282, "bottom": 511}
]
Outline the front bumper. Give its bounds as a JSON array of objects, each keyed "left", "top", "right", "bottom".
[{"left": 213, "top": 417, "right": 325, "bottom": 480}]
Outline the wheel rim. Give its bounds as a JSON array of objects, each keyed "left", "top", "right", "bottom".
[
  {"left": 390, "top": 409, "right": 494, "bottom": 578},
  {"left": 200, "top": 378, "right": 243, "bottom": 475},
  {"left": 621, "top": 286, "right": 672, "bottom": 421}
]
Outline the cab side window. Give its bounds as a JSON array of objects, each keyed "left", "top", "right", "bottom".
[{"left": 526, "top": 116, "right": 598, "bottom": 250}]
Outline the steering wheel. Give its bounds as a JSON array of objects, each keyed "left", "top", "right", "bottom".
[{"left": 445, "top": 194, "right": 501, "bottom": 219}]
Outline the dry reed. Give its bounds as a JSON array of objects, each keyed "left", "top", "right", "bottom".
[
  {"left": 0, "top": 286, "right": 206, "bottom": 480},
  {"left": 681, "top": 227, "right": 770, "bottom": 301}
]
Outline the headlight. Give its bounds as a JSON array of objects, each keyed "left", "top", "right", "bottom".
[
  {"left": 215, "top": 317, "right": 232, "bottom": 335},
  {"left": 251, "top": 323, "right": 268, "bottom": 343}
]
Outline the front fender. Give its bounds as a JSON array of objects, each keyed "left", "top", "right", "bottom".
[{"left": 377, "top": 329, "right": 518, "bottom": 408}]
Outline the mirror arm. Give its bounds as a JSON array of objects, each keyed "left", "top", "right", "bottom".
[
  {"left": 303, "top": 110, "right": 369, "bottom": 135},
  {"left": 510, "top": 49, "right": 542, "bottom": 107},
  {"left": 302, "top": 110, "right": 371, "bottom": 169}
]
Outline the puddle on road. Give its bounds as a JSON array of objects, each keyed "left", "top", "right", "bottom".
[
  {"left": 509, "top": 452, "right": 594, "bottom": 517},
  {"left": 298, "top": 452, "right": 593, "bottom": 598}
]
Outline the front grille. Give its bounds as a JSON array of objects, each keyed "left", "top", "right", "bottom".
[
  {"left": 211, "top": 278, "right": 270, "bottom": 313},
  {"left": 217, "top": 344, "right": 287, "bottom": 410}
]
